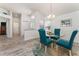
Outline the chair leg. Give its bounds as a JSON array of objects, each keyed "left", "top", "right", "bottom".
[
  {"left": 69, "top": 50, "right": 72, "bottom": 56},
  {"left": 40, "top": 43, "right": 41, "bottom": 48},
  {"left": 51, "top": 43, "right": 54, "bottom": 48},
  {"left": 45, "top": 46, "right": 47, "bottom": 54},
  {"left": 56, "top": 45, "right": 59, "bottom": 51},
  {"left": 52, "top": 42, "right": 54, "bottom": 48}
]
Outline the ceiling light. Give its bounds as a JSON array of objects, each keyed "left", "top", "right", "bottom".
[
  {"left": 47, "top": 3, "right": 55, "bottom": 19},
  {"left": 47, "top": 14, "right": 55, "bottom": 19},
  {"left": 47, "top": 14, "right": 52, "bottom": 19},
  {"left": 52, "top": 14, "right": 55, "bottom": 18},
  {"left": 31, "top": 15, "right": 35, "bottom": 19}
]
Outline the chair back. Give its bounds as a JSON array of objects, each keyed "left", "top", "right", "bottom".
[
  {"left": 38, "top": 29, "right": 47, "bottom": 43},
  {"left": 69, "top": 30, "right": 78, "bottom": 48},
  {"left": 54, "top": 29, "right": 60, "bottom": 37}
]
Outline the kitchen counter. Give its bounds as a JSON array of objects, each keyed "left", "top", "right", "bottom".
[{"left": 24, "top": 30, "right": 39, "bottom": 41}]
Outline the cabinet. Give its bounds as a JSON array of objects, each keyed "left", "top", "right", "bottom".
[{"left": 24, "top": 30, "right": 39, "bottom": 41}]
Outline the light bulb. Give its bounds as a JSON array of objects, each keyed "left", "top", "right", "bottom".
[
  {"left": 47, "top": 14, "right": 55, "bottom": 19},
  {"left": 52, "top": 14, "right": 55, "bottom": 18},
  {"left": 47, "top": 14, "right": 52, "bottom": 19}
]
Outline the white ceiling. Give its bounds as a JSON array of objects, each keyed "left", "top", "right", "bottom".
[{"left": 0, "top": 3, "right": 79, "bottom": 16}]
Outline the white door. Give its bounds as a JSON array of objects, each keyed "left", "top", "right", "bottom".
[{"left": 13, "top": 17, "right": 20, "bottom": 36}]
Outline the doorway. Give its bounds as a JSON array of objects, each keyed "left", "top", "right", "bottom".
[
  {"left": 0, "top": 22, "right": 6, "bottom": 35},
  {"left": 12, "top": 13, "right": 21, "bottom": 36}
]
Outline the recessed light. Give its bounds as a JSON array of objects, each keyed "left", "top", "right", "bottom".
[{"left": 31, "top": 15, "right": 35, "bottom": 19}]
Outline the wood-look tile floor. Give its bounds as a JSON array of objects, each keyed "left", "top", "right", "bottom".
[
  {"left": 0, "top": 35, "right": 39, "bottom": 56},
  {"left": 0, "top": 35, "right": 79, "bottom": 56}
]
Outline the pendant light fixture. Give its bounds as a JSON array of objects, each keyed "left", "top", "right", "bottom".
[{"left": 47, "top": 3, "right": 55, "bottom": 19}]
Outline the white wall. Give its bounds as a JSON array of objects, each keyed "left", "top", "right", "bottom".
[
  {"left": 0, "top": 17, "right": 7, "bottom": 26},
  {"left": 52, "top": 11, "right": 79, "bottom": 43},
  {"left": 31, "top": 12, "right": 44, "bottom": 30}
]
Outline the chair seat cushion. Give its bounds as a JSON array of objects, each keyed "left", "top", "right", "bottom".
[{"left": 56, "top": 39, "right": 71, "bottom": 49}]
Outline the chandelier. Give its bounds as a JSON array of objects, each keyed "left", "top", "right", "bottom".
[{"left": 47, "top": 3, "right": 55, "bottom": 19}]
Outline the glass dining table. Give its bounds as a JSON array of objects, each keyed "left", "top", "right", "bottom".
[
  {"left": 46, "top": 31, "right": 60, "bottom": 41},
  {"left": 46, "top": 32, "right": 60, "bottom": 48},
  {"left": 46, "top": 31, "right": 65, "bottom": 48}
]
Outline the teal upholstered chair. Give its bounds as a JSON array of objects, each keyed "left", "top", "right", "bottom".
[
  {"left": 46, "top": 29, "right": 60, "bottom": 40},
  {"left": 53, "top": 29, "right": 60, "bottom": 40},
  {"left": 38, "top": 28, "right": 53, "bottom": 53},
  {"left": 56, "top": 30, "right": 78, "bottom": 56}
]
